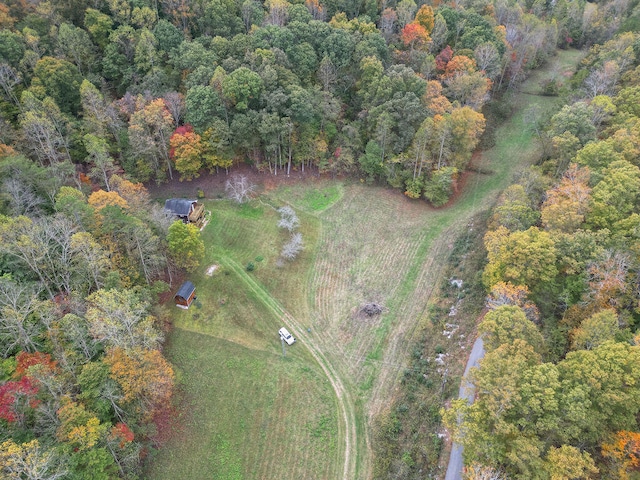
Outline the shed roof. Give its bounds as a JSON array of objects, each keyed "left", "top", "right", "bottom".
[
  {"left": 165, "top": 198, "right": 196, "bottom": 216},
  {"left": 175, "top": 281, "right": 196, "bottom": 300}
]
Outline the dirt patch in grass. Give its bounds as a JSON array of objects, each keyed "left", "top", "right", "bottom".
[{"left": 205, "top": 264, "right": 219, "bottom": 276}]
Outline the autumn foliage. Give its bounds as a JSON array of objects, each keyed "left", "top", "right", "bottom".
[
  {"left": 14, "top": 351, "right": 57, "bottom": 378},
  {"left": 170, "top": 124, "right": 204, "bottom": 181},
  {"left": 602, "top": 431, "right": 640, "bottom": 479},
  {"left": 0, "top": 377, "right": 39, "bottom": 423},
  {"left": 401, "top": 23, "right": 429, "bottom": 50}
]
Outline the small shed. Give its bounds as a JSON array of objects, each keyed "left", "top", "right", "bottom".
[
  {"left": 164, "top": 199, "right": 205, "bottom": 227},
  {"left": 174, "top": 281, "right": 196, "bottom": 309}
]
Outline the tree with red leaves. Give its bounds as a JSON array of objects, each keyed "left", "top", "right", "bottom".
[
  {"left": 435, "top": 45, "right": 453, "bottom": 71},
  {"left": 0, "top": 377, "right": 39, "bottom": 425},
  {"left": 14, "top": 351, "right": 57, "bottom": 378}
]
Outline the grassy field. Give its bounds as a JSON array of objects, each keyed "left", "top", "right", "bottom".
[
  {"left": 145, "top": 200, "right": 341, "bottom": 480},
  {"left": 146, "top": 49, "right": 584, "bottom": 479}
]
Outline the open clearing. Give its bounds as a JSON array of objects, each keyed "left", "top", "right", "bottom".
[{"left": 147, "top": 49, "right": 583, "bottom": 479}]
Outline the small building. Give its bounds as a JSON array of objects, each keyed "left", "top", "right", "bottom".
[
  {"left": 174, "top": 281, "right": 196, "bottom": 309},
  {"left": 164, "top": 199, "right": 205, "bottom": 227}
]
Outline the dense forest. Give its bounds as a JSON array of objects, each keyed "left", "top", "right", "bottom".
[
  {"left": 444, "top": 31, "right": 640, "bottom": 480},
  {"left": 0, "top": 0, "right": 639, "bottom": 473}
]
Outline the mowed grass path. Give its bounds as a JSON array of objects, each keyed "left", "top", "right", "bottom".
[{"left": 147, "top": 49, "right": 583, "bottom": 479}]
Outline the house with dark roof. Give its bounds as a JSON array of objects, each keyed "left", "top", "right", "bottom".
[
  {"left": 174, "top": 281, "right": 196, "bottom": 309},
  {"left": 164, "top": 199, "right": 205, "bottom": 227}
]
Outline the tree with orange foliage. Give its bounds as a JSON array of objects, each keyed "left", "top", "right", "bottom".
[
  {"left": 587, "top": 250, "right": 630, "bottom": 310},
  {"left": 109, "top": 175, "right": 150, "bottom": 213},
  {"left": 486, "top": 281, "right": 540, "bottom": 323},
  {"left": 88, "top": 190, "right": 129, "bottom": 212},
  {"left": 443, "top": 55, "right": 478, "bottom": 79},
  {"left": 14, "top": 351, "right": 57, "bottom": 378},
  {"left": 541, "top": 163, "right": 592, "bottom": 233},
  {"left": 104, "top": 347, "right": 174, "bottom": 420},
  {"left": 423, "top": 80, "right": 452, "bottom": 115},
  {"left": 603, "top": 431, "right": 640, "bottom": 479},
  {"left": 169, "top": 124, "right": 204, "bottom": 181},
  {"left": 401, "top": 23, "right": 430, "bottom": 52}
]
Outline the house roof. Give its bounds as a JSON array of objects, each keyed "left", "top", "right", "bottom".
[
  {"left": 165, "top": 198, "right": 196, "bottom": 216},
  {"left": 175, "top": 281, "right": 196, "bottom": 300}
]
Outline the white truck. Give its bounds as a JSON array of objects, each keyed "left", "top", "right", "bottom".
[{"left": 278, "top": 327, "right": 295, "bottom": 345}]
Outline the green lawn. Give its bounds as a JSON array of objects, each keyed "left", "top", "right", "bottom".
[{"left": 145, "top": 201, "right": 340, "bottom": 480}]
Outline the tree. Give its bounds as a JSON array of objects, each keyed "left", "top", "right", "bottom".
[
  {"left": 486, "top": 282, "right": 540, "bottom": 323},
  {"left": 602, "top": 431, "right": 640, "bottom": 480},
  {"left": 32, "top": 57, "right": 83, "bottom": 115},
  {"left": 128, "top": 97, "right": 175, "bottom": 183},
  {"left": 0, "top": 377, "right": 39, "bottom": 424},
  {"left": 169, "top": 125, "right": 203, "bottom": 181},
  {"left": 483, "top": 226, "right": 557, "bottom": 292},
  {"left": 0, "top": 440, "right": 67, "bottom": 480},
  {"left": 424, "top": 166, "right": 457, "bottom": 206},
  {"left": 55, "top": 23, "right": 95, "bottom": 76},
  {"left": 558, "top": 342, "right": 640, "bottom": 445},
  {"left": 84, "top": 134, "right": 117, "bottom": 191},
  {"left": 587, "top": 160, "right": 640, "bottom": 231},
  {"left": 281, "top": 232, "right": 303, "bottom": 260},
  {"left": 184, "top": 85, "right": 226, "bottom": 133},
  {"left": 541, "top": 164, "right": 591, "bottom": 233},
  {"left": 221, "top": 67, "right": 263, "bottom": 112},
  {"left": 19, "top": 93, "right": 71, "bottom": 166},
  {"left": 401, "top": 23, "right": 429, "bottom": 52},
  {"left": 489, "top": 184, "right": 539, "bottom": 232},
  {"left": 544, "top": 445, "right": 598, "bottom": 480},
  {"left": 167, "top": 221, "right": 204, "bottom": 271},
  {"left": 0, "top": 63, "right": 21, "bottom": 107},
  {"left": 586, "top": 250, "right": 629, "bottom": 310},
  {"left": 571, "top": 309, "right": 619, "bottom": 351},
  {"left": 479, "top": 305, "right": 545, "bottom": 353},
  {"left": 80, "top": 80, "right": 122, "bottom": 141},
  {"left": 277, "top": 206, "right": 299, "bottom": 232},
  {"left": 225, "top": 175, "right": 256, "bottom": 204},
  {"left": 86, "top": 289, "right": 162, "bottom": 350},
  {"left": 104, "top": 347, "right": 174, "bottom": 420}
]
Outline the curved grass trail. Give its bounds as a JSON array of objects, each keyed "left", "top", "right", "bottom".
[{"left": 218, "top": 256, "right": 359, "bottom": 480}]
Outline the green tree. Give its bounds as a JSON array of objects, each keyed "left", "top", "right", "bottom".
[
  {"left": 167, "top": 221, "right": 204, "bottom": 271},
  {"left": 587, "top": 160, "right": 640, "bottom": 231},
  {"left": 571, "top": 309, "right": 619, "bottom": 351},
  {"left": 479, "top": 305, "right": 545, "bottom": 353},
  {"left": 32, "top": 56, "right": 83, "bottom": 115},
  {"left": 483, "top": 226, "right": 557, "bottom": 292},
  {"left": 55, "top": 23, "right": 95, "bottom": 76},
  {"left": 222, "top": 67, "right": 263, "bottom": 112}
]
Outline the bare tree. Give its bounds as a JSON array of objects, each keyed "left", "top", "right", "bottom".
[
  {"left": 281, "top": 232, "right": 303, "bottom": 260},
  {"left": 225, "top": 175, "right": 256, "bottom": 204},
  {"left": 277, "top": 206, "right": 299, "bottom": 232},
  {"left": 0, "top": 63, "right": 21, "bottom": 107},
  {"left": 3, "top": 178, "right": 45, "bottom": 216},
  {"left": 0, "top": 439, "right": 68, "bottom": 480},
  {"left": 583, "top": 60, "right": 620, "bottom": 99},
  {"left": 0, "top": 278, "right": 46, "bottom": 356},
  {"left": 162, "top": 91, "right": 185, "bottom": 126},
  {"left": 464, "top": 463, "right": 509, "bottom": 480}
]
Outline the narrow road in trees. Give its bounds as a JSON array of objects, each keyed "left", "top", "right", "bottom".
[
  {"left": 219, "top": 256, "right": 358, "bottom": 480},
  {"left": 444, "top": 336, "right": 485, "bottom": 480},
  {"left": 442, "top": 49, "right": 583, "bottom": 479}
]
